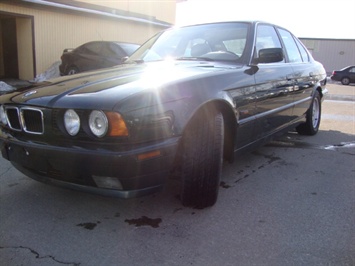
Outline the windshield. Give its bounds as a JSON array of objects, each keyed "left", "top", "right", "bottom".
[{"left": 129, "top": 22, "right": 249, "bottom": 63}]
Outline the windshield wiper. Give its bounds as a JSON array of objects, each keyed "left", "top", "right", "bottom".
[
  {"left": 124, "top": 59, "right": 145, "bottom": 64},
  {"left": 176, "top": 57, "right": 213, "bottom": 62}
]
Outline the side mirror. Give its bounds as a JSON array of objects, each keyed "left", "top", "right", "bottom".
[
  {"left": 257, "top": 48, "right": 284, "bottom": 64},
  {"left": 121, "top": 56, "right": 129, "bottom": 63},
  {"left": 63, "top": 48, "right": 73, "bottom": 53}
]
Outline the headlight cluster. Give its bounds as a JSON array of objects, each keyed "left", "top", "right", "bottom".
[
  {"left": 0, "top": 105, "right": 8, "bottom": 125},
  {"left": 63, "top": 109, "right": 128, "bottom": 138}
]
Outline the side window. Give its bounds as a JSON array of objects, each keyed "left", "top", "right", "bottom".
[
  {"left": 294, "top": 37, "right": 309, "bottom": 62},
  {"left": 349, "top": 67, "right": 355, "bottom": 73},
  {"left": 255, "top": 25, "right": 282, "bottom": 59},
  {"left": 277, "top": 28, "right": 303, "bottom": 63}
]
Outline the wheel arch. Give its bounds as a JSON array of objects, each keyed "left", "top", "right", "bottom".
[
  {"left": 179, "top": 99, "right": 237, "bottom": 163},
  {"left": 314, "top": 77, "right": 327, "bottom": 100},
  {"left": 316, "top": 86, "right": 323, "bottom": 98}
]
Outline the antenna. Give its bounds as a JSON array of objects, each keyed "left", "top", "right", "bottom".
[{"left": 96, "top": 29, "right": 103, "bottom": 41}]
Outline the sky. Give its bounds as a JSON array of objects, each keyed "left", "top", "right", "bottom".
[{"left": 176, "top": 0, "right": 355, "bottom": 39}]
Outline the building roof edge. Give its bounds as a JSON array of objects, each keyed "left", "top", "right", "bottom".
[{"left": 16, "top": 0, "right": 172, "bottom": 28}]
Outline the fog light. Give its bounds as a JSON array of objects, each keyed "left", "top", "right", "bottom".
[{"left": 92, "top": 176, "right": 123, "bottom": 190}]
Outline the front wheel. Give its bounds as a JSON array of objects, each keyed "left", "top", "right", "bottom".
[
  {"left": 296, "top": 91, "right": 321, "bottom": 135},
  {"left": 180, "top": 109, "right": 224, "bottom": 208}
]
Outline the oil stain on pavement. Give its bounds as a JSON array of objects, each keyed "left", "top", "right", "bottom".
[
  {"left": 125, "top": 216, "right": 162, "bottom": 228},
  {"left": 76, "top": 221, "right": 101, "bottom": 230}
]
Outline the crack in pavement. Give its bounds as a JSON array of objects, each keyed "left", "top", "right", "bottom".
[
  {"left": 0, "top": 246, "right": 80, "bottom": 265},
  {"left": 228, "top": 152, "right": 282, "bottom": 187},
  {"left": 0, "top": 166, "right": 12, "bottom": 178}
]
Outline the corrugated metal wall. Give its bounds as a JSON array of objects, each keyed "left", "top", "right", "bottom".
[
  {"left": 301, "top": 38, "right": 355, "bottom": 74},
  {"left": 0, "top": 1, "right": 173, "bottom": 79}
]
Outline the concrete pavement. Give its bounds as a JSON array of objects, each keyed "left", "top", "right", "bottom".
[{"left": 326, "top": 80, "right": 355, "bottom": 101}]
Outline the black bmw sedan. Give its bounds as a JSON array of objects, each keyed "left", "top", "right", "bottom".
[{"left": 0, "top": 21, "right": 327, "bottom": 208}]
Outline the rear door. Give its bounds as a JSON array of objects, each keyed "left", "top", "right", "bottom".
[
  {"left": 253, "top": 24, "right": 295, "bottom": 139},
  {"left": 277, "top": 28, "right": 315, "bottom": 120}
]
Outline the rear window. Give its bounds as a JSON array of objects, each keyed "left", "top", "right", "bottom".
[
  {"left": 119, "top": 43, "right": 140, "bottom": 56},
  {"left": 277, "top": 28, "right": 303, "bottom": 63}
]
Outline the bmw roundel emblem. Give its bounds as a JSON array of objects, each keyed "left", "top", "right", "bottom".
[{"left": 23, "top": 90, "right": 37, "bottom": 98}]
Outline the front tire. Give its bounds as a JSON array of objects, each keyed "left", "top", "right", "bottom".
[
  {"left": 180, "top": 109, "right": 224, "bottom": 208},
  {"left": 296, "top": 91, "right": 321, "bottom": 135}
]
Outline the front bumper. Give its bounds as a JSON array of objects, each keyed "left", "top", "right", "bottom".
[
  {"left": 321, "top": 87, "right": 328, "bottom": 102},
  {"left": 1, "top": 137, "right": 180, "bottom": 198}
]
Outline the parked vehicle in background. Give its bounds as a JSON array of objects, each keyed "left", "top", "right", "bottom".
[
  {"left": 331, "top": 66, "right": 355, "bottom": 85},
  {"left": 0, "top": 21, "right": 327, "bottom": 208},
  {"left": 59, "top": 41, "right": 139, "bottom": 75}
]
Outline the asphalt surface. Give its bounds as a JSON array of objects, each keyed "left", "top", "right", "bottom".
[{"left": 0, "top": 82, "right": 354, "bottom": 266}]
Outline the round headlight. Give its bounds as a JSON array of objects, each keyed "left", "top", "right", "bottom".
[
  {"left": 89, "top": 110, "right": 108, "bottom": 138},
  {"left": 0, "top": 105, "right": 7, "bottom": 125},
  {"left": 64, "top": 109, "right": 80, "bottom": 136}
]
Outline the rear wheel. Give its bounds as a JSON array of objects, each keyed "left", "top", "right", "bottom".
[
  {"left": 180, "top": 109, "right": 224, "bottom": 208},
  {"left": 341, "top": 77, "right": 350, "bottom": 85},
  {"left": 296, "top": 91, "right": 321, "bottom": 135}
]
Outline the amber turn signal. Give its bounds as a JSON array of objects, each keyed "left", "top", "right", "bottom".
[
  {"left": 106, "top": 112, "right": 129, "bottom": 136},
  {"left": 137, "top": 150, "right": 161, "bottom": 161}
]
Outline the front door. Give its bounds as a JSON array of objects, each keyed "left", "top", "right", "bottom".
[{"left": 253, "top": 24, "right": 295, "bottom": 139}]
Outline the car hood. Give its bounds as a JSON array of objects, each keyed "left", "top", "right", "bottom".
[{"left": 4, "top": 61, "right": 242, "bottom": 110}]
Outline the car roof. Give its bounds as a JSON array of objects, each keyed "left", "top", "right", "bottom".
[
  {"left": 82, "top": 41, "right": 138, "bottom": 46},
  {"left": 340, "top": 66, "right": 355, "bottom": 70},
  {"left": 178, "top": 20, "right": 280, "bottom": 28}
]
